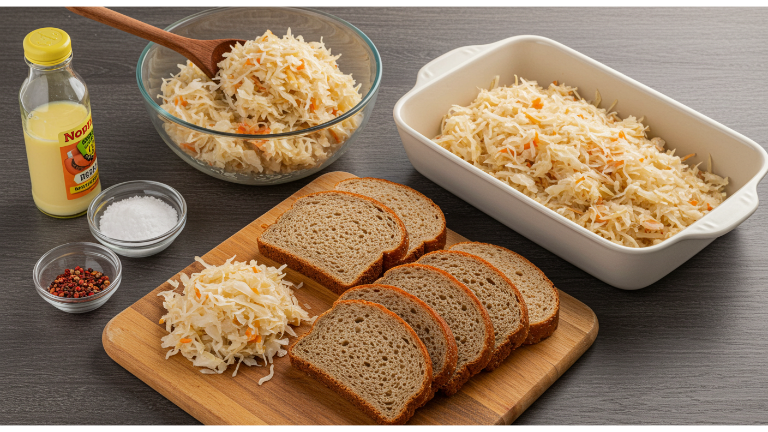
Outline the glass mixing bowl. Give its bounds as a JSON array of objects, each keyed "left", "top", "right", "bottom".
[{"left": 137, "top": 7, "right": 381, "bottom": 185}]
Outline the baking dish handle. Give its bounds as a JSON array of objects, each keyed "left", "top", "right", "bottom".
[
  {"left": 683, "top": 183, "right": 760, "bottom": 240},
  {"left": 414, "top": 41, "right": 502, "bottom": 90}
]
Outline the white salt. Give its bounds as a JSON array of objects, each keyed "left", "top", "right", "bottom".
[{"left": 99, "top": 195, "right": 178, "bottom": 241}]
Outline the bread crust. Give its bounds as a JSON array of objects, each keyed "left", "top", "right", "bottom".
[
  {"left": 288, "top": 300, "right": 433, "bottom": 425},
  {"left": 334, "top": 178, "right": 447, "bottom": 264},
  {"left": 450, "top": 241, "right": 560, "bottom": 345},
  {"left": 524, "top": 307, "right": 559, "bottom": 345},
  {"left": 379, "top": 263, "right": 495, "bottom": 396},
  {"left": 418, "top": 250, "right": 530, "bottom": 372},
  {"left": 257, "top": 191, "right": 409, "bottom": 295},
  {"left": 337, "top": 284, "right": 459, "bottom": 391}
]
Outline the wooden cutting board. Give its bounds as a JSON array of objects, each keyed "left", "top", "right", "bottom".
[{"left": 102, "top": 171, "right": 598, "bottom": 425}]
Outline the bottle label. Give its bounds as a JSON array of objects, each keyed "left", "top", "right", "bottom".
[{"left": 58, "top": 115, "right": 99, "bottom": 200}]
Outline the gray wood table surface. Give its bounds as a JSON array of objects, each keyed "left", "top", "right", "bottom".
[{"left": 2, "top": 7, "right": 767, "bottom": 425}]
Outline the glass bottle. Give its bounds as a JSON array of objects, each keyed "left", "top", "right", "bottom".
[{"left": 20, "top": 27, "right": 101, "bottom": 218}]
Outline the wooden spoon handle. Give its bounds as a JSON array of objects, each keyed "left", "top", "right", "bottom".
[{"left": 66, "top": 7, "right": 193, "bottom": 56}]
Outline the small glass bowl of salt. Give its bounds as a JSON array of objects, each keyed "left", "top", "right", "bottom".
[{"left": 87, "top": 180, "right": 187, "bottom": 258}]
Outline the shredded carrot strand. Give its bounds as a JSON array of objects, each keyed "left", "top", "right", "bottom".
[
  {"left": 180, "top": 338, "right": 192, "bottom": 343},
  {"left": 524, "top": 112, "right": 540, "bottom": 125},
  {"left": 680, "top": 153, "right": 696, "bottom": 162},
  {"left": 236, "top": 123, "right": 250, "bottom": 134},
  {"left": 246, "top": 329, "right": 261, "bottom": 342},
  {"left": 689, "top": 200, "right": 698, "bottom": 206},
  {"left": 531, "top": 98, "right": 543, "bottom": 110},
  {"left": 159, "top": 318, "right": 165, "bottom": 324},
  {"left": 297, "top": 59, "right": 305, "bottom": 70}
]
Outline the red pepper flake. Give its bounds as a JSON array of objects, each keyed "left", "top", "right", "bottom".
[{"left": 47, "top": 266, "right": 111, "bottom": 299}]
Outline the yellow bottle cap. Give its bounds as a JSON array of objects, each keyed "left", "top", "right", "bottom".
[{"left": 23, "top": 27, "right": 72, "bottom": 66}]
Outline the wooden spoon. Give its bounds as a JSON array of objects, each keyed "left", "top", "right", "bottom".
[{"left": 66, "top": 7, "right": 245, "bottom": 79}]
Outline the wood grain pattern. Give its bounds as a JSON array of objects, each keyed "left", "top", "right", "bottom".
[{"left": 101, "top": 171, "right": 598, "bottom": 425}]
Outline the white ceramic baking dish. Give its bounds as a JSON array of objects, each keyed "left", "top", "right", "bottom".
[{"left": 393, "top": 35, "right": 768, "bottom": 290}]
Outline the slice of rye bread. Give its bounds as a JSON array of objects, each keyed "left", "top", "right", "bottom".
[
  {"left": 417, "top": 251, "right": 529, "bottom": 371},
  {"left": 257, "top": 191, "right": 408, "bottom": 295},
  {"left": 449, "top": 242, "right": 559, "bottom": 345},
  {"left": 338, "top": 284, "right": 458, "bottom": 391},
  {"left": 289, "top": 300, "right": 432, "bottom": 425},
  {"left": 376, "top": 263, "right": 494, "bottom": 395},
  {"left": 335, "top": 178, "right": 447, "bottom": 263}
]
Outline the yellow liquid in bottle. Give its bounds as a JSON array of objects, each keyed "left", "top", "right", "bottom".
[{"left": 23, "top": 101, "right": 101, "bottom": 218}]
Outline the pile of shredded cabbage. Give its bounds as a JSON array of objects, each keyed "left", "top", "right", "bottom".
[
  {"left": 159, "top": 29, "right": 362, "bottom": 176},
  {"left": 434, "top": 77, "right": 729, "bottom": 248},
  {"left": 159, "top": 256, "right": 315, "bottom": 379}
]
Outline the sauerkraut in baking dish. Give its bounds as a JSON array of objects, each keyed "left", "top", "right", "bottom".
[
  {"left": 158, "top": 256, "right": 315, "bottom": 379},
  {"left": 434, "top": 77, "right": 728, "bottom": 248},
  {"left": 159, "top": 29, "right": 363, "bottom": 175}
]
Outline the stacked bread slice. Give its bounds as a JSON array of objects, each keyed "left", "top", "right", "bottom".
[
  {"left": 335, "top": 178, "right": 447, "bottom": 264},
  {"left": 259, "top": 180, "right": 447, "bottom": 294},
  {"left": 377, "top": 264, "right": 494, "bottom": 395},
  {"left": 262, "top": 177, "right": 560, "bottom": 424},
  {"left": 449, "top": 242, "right": 559, "bottom": 344},
  {"left": 257, "top": 190, "right": 410, "bottom": 294},
  {"left": 338, "top": 284, "right": 458, "bottom": 391},
  {"left": 289, "top": 300, "right": 433, "bottom": 425},
  {"left": 417, "top": 250, "right": 529, "bottom": 371}
]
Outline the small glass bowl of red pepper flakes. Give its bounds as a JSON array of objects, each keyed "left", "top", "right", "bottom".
[
  {"left": 48, "top": 266, "right": 111, "bottom": 298},
  {"left": 33, "top": 242, "right": 122, "bottom": 313}
]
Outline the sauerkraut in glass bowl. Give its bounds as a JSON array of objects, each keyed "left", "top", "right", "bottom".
[{"left": 137, "top": 8, "right": 381, "bottom": 185}]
